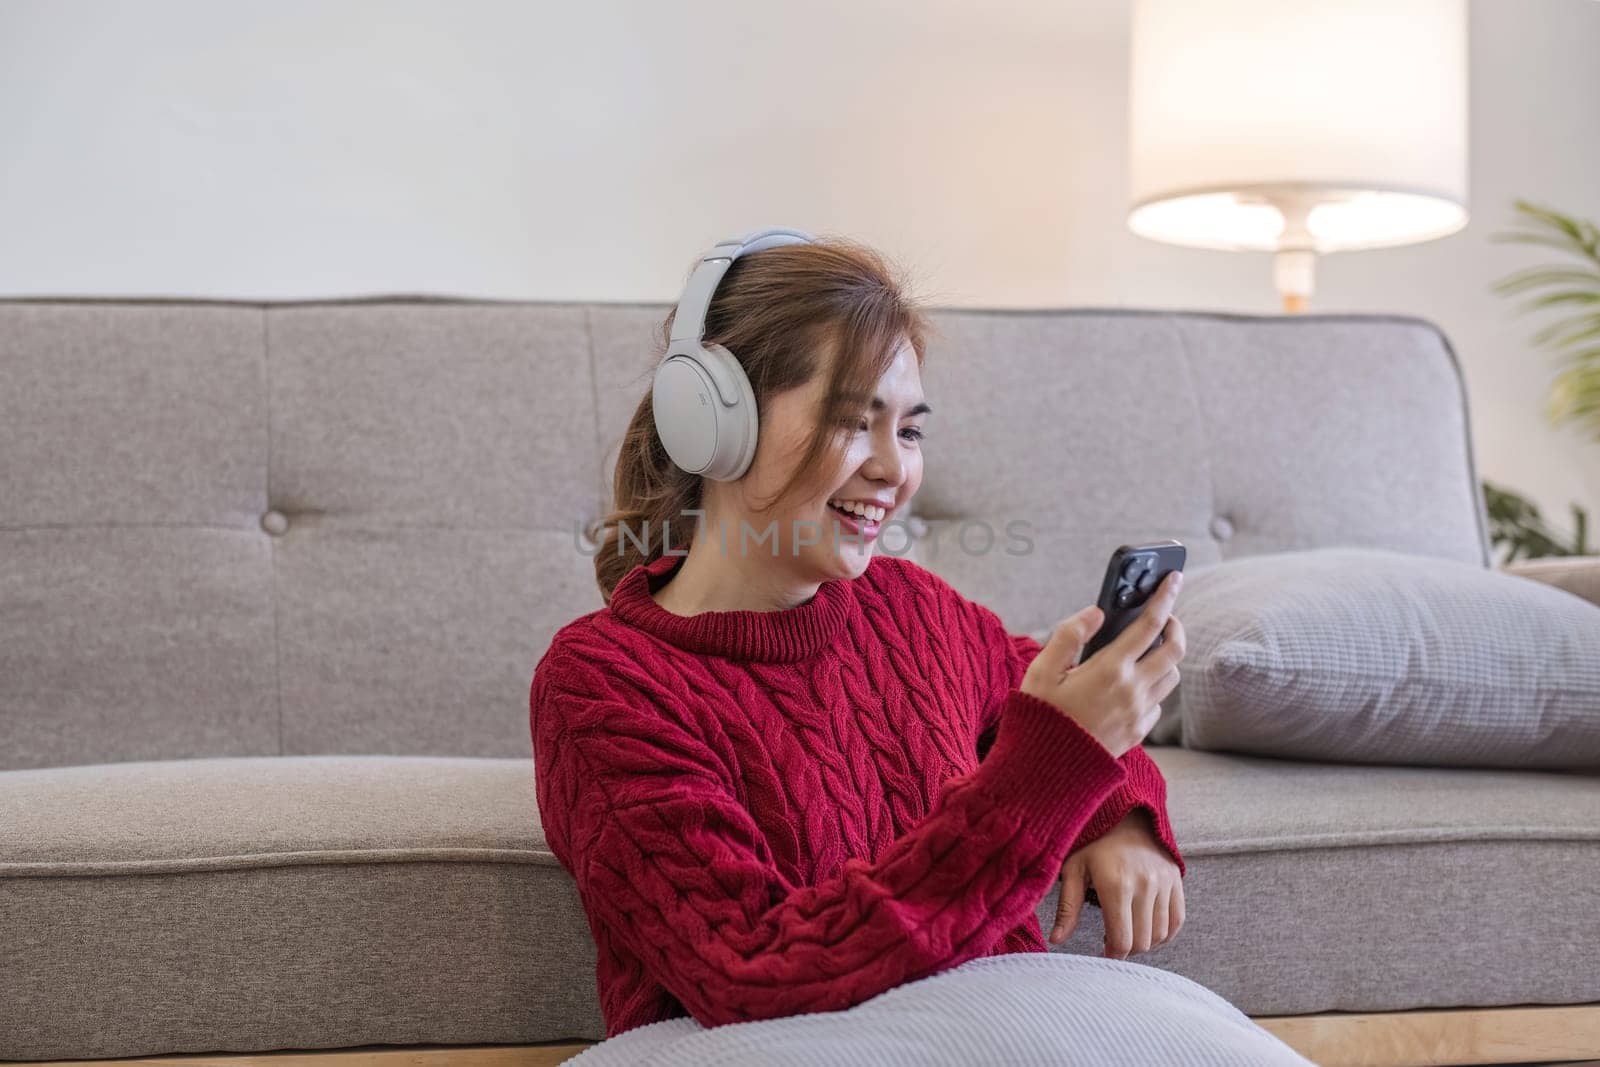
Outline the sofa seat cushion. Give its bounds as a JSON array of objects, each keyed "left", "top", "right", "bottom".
[
  {"left": 0, "top": 755, "right": 605, "bottom": 1061},
  {"left": 1047, "top": 747, "right": 1600, "bottom": 1017},
  {"left": 3, "top": 751, "right": 1597, "bottom": 1060},
  {"left": 1, "top": 754, "right": 550, "bottom": 872}
]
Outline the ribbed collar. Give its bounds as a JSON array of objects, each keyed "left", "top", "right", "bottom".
[{"left": 608, "top": 552, "right": 858, "bottom": 663}]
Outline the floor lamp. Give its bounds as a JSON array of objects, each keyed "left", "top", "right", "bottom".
[{"left": 1126, "top": 0, "right": 1470, "bottom": 313}]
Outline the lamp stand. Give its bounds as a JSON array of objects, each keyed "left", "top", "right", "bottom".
[
  {"left": 1275, "top": 249, "right": 1315, "bottom": 313},
  {"left": 1271, "top": 196, "right": 1318, "bottom": 314}
]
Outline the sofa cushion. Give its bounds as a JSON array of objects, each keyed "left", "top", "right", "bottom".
[
  {"left": 1165, "top": 547, "right": 1600, "bottom": 769},
  {"left": 0, "top": 755, "right": 604, "bottom": 1060},
  {"left": 1, "top": 304, "right": 1491, "bottom": 772},
  {"left": 3, "top": 751, "right": 1597, "bottom": 1059}
]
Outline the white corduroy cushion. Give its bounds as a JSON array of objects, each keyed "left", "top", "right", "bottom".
[{"left": 1165, "top": 547, "right": 1600, "bottom": 770}]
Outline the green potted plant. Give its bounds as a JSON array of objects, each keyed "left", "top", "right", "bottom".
[{"left": 1484, "top": 200, "right": 1596, "bottom": 562}]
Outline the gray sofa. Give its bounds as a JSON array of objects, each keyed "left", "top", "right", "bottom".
[{"left": 2, "top": 299, "right": 1597, "bottom": 1066}]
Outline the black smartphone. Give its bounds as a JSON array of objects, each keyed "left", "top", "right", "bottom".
[{"left": 1078, "top": 540, "right": 1186, "bottom": 664}]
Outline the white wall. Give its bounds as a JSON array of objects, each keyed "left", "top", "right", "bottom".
[{"left": 2, "top": 0, "right": 1596, "bottom": 535}]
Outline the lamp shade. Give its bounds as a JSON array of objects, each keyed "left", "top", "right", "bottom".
[{"left": 1128, "top": 0, "right": 1469, "bottom": 257}]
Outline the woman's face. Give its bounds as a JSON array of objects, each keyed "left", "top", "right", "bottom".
[{"left": 717, "top": 334, "right": 928, "bottom": 585}]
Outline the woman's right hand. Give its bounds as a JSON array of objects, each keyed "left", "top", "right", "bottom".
[{"left": 1020, "top": 570, "right": 1186, "bottom": 758}]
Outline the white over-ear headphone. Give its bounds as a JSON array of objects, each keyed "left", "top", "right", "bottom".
[{"left": 652, "top": 226, "right": 816, "bottom": 481}]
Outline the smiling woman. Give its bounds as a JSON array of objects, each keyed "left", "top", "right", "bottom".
[
  {"left": 531, "top": 230, "right": 1185, "bottom": 1042},
  {"left": 588, "top": 232, "right": 935, "bottom": 604}
]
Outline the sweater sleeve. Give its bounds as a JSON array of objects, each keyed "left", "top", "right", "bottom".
[
  {"left": 532, "top": 649, "right": 1129, "bottom": 1030},
  {"left": 976, "top": 624, "right": 1186, "bottom": 881}
]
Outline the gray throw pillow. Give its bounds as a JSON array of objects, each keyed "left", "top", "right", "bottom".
[{"left": 1160, "top": 547, "right": 1600, "bottom": 769}]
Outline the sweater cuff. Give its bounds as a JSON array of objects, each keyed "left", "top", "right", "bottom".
[
  {"left": 969, "top": 689, "right": 1129, "bottom": 847},
  {"left": 1072, "top": 753, "right": 1186, "bottom": 878}
]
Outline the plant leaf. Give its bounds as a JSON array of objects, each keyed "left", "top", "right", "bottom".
[
  {"left": 1491, "top": 232, "right": 1599, "bottom": 265},
  {"left": 1530, "top": 313, "right": 1600, "bottom": 349},
  {"left": 1491, "top": 267, "right": 1600, "bottom": 297},
  {"left": 1492, "top": 201, "right": 1600, "bottom": 443},
  {"left": 1513, "top": 200, "right": 1589, "bottom": 242},
  {"left": 1519, "top": 290, "right": 1600, "bottom": 313}
]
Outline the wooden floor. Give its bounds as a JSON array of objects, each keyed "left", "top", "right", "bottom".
[{"left": 20, "top": 1003, "right": 1600, "bottom": 1067}]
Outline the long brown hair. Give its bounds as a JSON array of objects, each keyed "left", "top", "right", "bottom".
[{"left": 590, "top": 234, "right": 933, "bottom": 602}]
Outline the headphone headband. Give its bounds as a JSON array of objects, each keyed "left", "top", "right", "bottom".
[{"left": 668, "top": 227, "right": 815, "bottom": 347}]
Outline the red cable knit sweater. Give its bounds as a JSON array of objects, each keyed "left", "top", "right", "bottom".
[{"left": 530, "top": 550, "right": 1184, "bottom": 1039}]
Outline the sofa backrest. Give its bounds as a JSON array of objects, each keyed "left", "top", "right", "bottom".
[{"left": 0, "top": 300, "right": 1489, "bottom": 771}]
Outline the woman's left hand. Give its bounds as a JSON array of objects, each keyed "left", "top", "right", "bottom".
[{"left": 1048, "top": 808, "right": 1185, "bottom": 958}]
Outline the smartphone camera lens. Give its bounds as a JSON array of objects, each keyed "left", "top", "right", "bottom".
[
  {"left": 1137, "top": 571, "right": 1159, "bottom": 595},
  {"left": 1116, "top": 585, "right": 1136, "bottom": 606},
  {"left": 1122, "top": 556, "right": 1149, "bottom": 580}
]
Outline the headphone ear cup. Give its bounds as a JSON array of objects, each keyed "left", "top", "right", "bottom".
[
  {"left": 651, "top": 344, "right": 759, "bottom": 481},
  {"left": 696, "top": 343, "right": 759, "bottom": 481}
]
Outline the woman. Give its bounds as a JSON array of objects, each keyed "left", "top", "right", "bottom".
[{"left": 530, "top": 231, "right": 1187, "bottom": 1040}]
